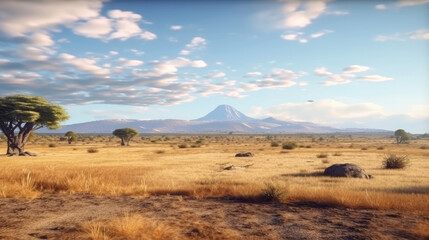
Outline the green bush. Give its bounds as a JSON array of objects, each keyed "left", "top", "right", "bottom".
[{"left": 383, "top": 154, "right": 409, "bottom": 169}]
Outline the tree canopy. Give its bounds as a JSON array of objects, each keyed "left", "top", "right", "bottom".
[
  {"left": 112, "top": 128, "right": 139, "bottom": 146},
  {"left": 0, "top": 95, "right": 69, "bottom": 155},
  {"left": 65, "top": 131, "right": 78, "bottom": 144},
  {"left": 394, "top": 129, "right": 411, "bottom": 144}
]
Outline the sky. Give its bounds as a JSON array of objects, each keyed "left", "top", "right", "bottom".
[{"left": 0, "top": 0, "right": 428, "bottom": 133}]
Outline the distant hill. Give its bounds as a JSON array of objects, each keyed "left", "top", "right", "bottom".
[{"left": 37, "top": 105, "right": 391, "bottom": 134}]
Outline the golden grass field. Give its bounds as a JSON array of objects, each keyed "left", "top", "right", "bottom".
[{"left": 1, "top": 134, "right": 429, "bottom": 239}]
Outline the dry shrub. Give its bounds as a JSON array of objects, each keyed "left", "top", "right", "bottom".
[
  {"left": 87, "top": 148, "right": 99, "bottom": 153},
  {"left": 260, "top": 182, "right": 289, "bottom": 202},
  {"left": 377, "top": 146, "right": 385, "bottom": 150},
  {"left": 321, "top": 159, "right": 330, "bottom": 164},
  {"left": 178, "top": 144, "right": 188, "bottom": 149},
  {"left": 154, "top": 150, "right": 165, "bottom": 154},
  {"left": 82, "top": 213, "right": 178, "bottom": 240},
  {"left": 271, "top": 141, "right": 280, "bottom": 147},
  {"left": 48, "top": 143, "right": 56, "bottom": 148},
  {"left": 316, "top": 153, "right": 328, "bottom": 158},
  {"left": 282, "top": 142, "right": 297, "bottom": 150},
  {"left": 383, "top": 154, "right": 409, "bottom": 169},
  {"left": 332, "top": 152, "right": 342, "bottom": 156}
]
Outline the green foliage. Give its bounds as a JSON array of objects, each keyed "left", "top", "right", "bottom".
[
  {"left": 112, "top": 127, "right": 139, "bottom": 146},
  {"left": 65, "top": 131, "right": 78, "bottom": 144},
  {"left": 394, "top": 129, "right": 411, "bottom": 144},
  {"left": 0, "top": 95, "right": 69, "bottom": 155},
  {"left": 383, "top": 154, "right": 409, "bottom": 169},
  {"left": 0, "top": 95, "right": 69, "bottom": 130}
]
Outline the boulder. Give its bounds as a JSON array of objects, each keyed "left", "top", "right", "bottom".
[
  {"left": 235, "top": 152, "right": 254, "bottom": 157},
  {"left": 324, "top": 163, "right": 372, "bottom": 179}
]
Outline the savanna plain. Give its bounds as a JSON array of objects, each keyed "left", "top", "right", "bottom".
[{"left": 0, "top": 134, "right": 428, "bottom": 239}]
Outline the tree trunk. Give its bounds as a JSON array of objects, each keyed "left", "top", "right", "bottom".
[
  {"left": 120, "top": 138, "right": 125, "bottom": 146},
  {"left": 0, "top": 122, "right": 33, "bottom": 156}
]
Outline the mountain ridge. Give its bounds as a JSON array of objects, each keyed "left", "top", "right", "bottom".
[{"left": 37, "top": 105, "right": 390, "bottom": 134}]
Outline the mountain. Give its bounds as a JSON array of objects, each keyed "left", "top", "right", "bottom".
[
  {"left": 196, "top": 105, "right": 256, "bottom": 122},
  {"left": 37, "top": 105, "right": 390, "bottom": 134}
]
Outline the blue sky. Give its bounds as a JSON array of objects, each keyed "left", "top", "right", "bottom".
[{"left": 0, "top": 0, "right": 428, "bottom": 133}]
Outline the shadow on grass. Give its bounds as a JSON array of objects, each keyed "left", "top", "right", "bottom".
[
  {"left": 385, "top": 186, "right": 429, "bottom": 195},
  {"left": 281, "top": 171, "right": 324, "bottom": 177}
]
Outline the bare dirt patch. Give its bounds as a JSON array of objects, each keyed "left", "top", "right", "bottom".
[{"left": 0, "top": 193, "right": 427, "bottom": 239}]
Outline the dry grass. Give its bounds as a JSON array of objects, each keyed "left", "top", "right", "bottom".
[
  {"left": 82, "top": 213, "right": 178, "bottom": 240},
  {"left": 1, "top": 135, "right": 429, "bottom": 212},
  {"left": 409, "top": 221, "right": 429, "bottom": 238}
]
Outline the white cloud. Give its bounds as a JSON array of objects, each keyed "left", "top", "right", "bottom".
[
  {"left": 375, "top": 29, "right": 429, "bottom": 41},
  {"left": 0, "top": 0, "right": 102, "bottom": 36},
  {"left": 324, "top": 10, "right": 349, "bottom": 15},
  {"left": 28, "top": 32, "right": 54, "bottom": 46},
  {"left": 180, "top": 50, "right": 191, "bottom": 56},
  {"left": 375, "top": 4, "right": 387, "bottom": 10},
  {"left": 108, "top": 10, "right": 141, "bottom": 20},
  {"left": 73, "top": 17, "right": 112, "bottom": 39},
  {"left": 205, "top": 72, "right": 226, "bottom": 79},
  {"left": 409, "top": 30, "right": 429, "bottom": 40},
  {"left": 119, "top": 58, "right": 144, "bottom": 67},
  {"left": 244, "top": 72, "right": 262, "bottom": 77},
  {"left": 310, "top": 29, "right": 333, "bottom": 38},
  {"left": 409, "top": 104, "right": 429, "bottom": 118},
  {"left": 180, "top": 37, "right": 207, "bottom": 55},
  {"left": 315, "top": 65, "right": 391, "bottom": 85},
  {"left": 257, "top": 99, "right": 386, "bottom": 125},
  {"left": 59, "top": 53, "right": 110, "bottom": 76},
  {"left": 246, "top": 68, "right": 301, "bottom": 90},
  {"left": 281, "top": 32, "right": 308, "bottom": 43},
  {"left": 397, "top": 0, "right": 429, "bottom": 7},
  {"left": 140, "top": 31, "right": 157, "bottom": 40},
  {"left": 281, "top": 33, "right": 300, "bottom": 40},
  {"left": 170, "top": 25, "right": 183, "bottom": 30},
  {"left": 16, "top": 46, "right": 49, "bottom": 61},
  {"left": 358, "top": 75, "right": 393, "bottom": 82},
  {"left": 107, "top": 10, "right": 156, "bottom": 41},
  {"left": 314, "top": 67, "right": 351, "bottom": 86},
  {"left": 130, "top": 49, "right": 144, "bottom": 56},
  {"left": 343, "top": 65, "right": 370, "bottom": 73},
  {"left": 109, "top": 51, "right": 119, "bottom": 55},
  {"left": 282, "top": 0, "right": 329, "bottom": 28}
]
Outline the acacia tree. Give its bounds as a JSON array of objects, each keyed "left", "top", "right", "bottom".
[
  {"left": 394, "top": 129, "right": 411, "bottom": 144},
  {"left": 112, "top": 128, "right": 139, "bottom": 146},
  {"left": 65, "top": 131, "right": 78, "bottom": 144},
  {"left": 0, "top": 95, "right": 69, "bottom": 156}
]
